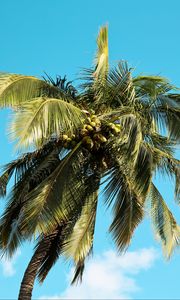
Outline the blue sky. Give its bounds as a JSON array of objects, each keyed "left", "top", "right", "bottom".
[{"left": 0, "top": 0, "right": 179, "bottom": 299}]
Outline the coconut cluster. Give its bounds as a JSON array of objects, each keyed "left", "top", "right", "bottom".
[{"left": 61, "top": 115, "right": 121, "bottom": 151}]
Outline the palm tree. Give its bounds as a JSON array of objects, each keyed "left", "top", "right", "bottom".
[{"left": 0, "top": 26, "right": 179, "bottom": 300}]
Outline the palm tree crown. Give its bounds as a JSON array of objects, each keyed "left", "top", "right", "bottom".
[{"left": 0, "top": 26, "right": 179, "bottom": 299}]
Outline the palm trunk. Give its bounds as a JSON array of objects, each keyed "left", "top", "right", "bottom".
[
  {"left": 18, "top": 227, "right": 61, "bottom": 300},
  {"left": 18, "top": 247, "right": 46, "bottom": 300}
]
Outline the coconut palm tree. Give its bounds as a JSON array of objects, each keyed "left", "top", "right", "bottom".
[{"left": 0, "top": 26, "right": 179, "bottom": 300}]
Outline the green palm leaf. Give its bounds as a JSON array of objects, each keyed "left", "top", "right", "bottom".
[
  {"left": 134, "top": 144, "right": 153, "bottom": 196},
  {"left": 94, "top": 25, "right": 108, "bottom": 78},
  {"left": 107, "top": 61, "right": 136, "bottom": 106},
  {"left": 0, "top": 73, "right": 46, "bottom": 108},
  {"left": 150, "top": 183, "right": 180, "bottom": 258},
  {"left": 175, "top": 165, "right": 180, "bottom": 203},
  {"left": 19, "top": 143, "right": 87, "bottom": 234},
  {"left": 119, "top": 114, "right": 143, "bottom": 164},
  {"left": 104, "top": 160, "right": 144, "bottom": 251},
  {"left": 9, "top": 97, "right": 86, "bottom": 149},
  {"left": 0, "top": 146, "right": 61, "bottom": 256},
  {"left": 0, "top": 139, "right": 62, "bottom": 197},
  {"left": 71, "top": 261, "right": 85, "bottom": 285},
  {"left": 133, "top": 75, "right": 180, "bottom": 140},
  {"left": 63, "top": 172, "right": 100, "bottom": 284},
  {"left": 0, "top": 181, "right": 27, "bottom": 256},
  {"left": 36, "top": 224, "right": 65, "bottom": 283},
  {"left": 64, "top": 172, "right": 99, "bottom": 258},
  {"left": 156, "top": 105, "right": 180, "bottom": 140},
  {"left": 133, "top": 75, "right": 172, "bottom": 99},
  {"left": 0, "top": 163, "right": 17, "bottom": 197}
]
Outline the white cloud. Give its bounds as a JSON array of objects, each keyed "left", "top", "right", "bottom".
[
  {"left": 40, "top": 247, "right": 158, "bottom": 300},
  {"left": 0, "top": 249, "right": 21, "bottom": 277}
]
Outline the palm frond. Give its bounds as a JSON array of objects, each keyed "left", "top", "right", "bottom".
[
  {"left": 94, "top": 25, "right": 108, "bottom": 78},
  {"left": 107, "top": 62, "right": 136, "bottom": 107},
  {"left": 174, "top": 163, "right": 180, "bottom": 203},
  {"left": 118, "top": 114, "right": 143, "bottom": 164},
  {"left": 103, "top": 159, "right": 144, "bottom": 251},
  {"left": 9, "top": 97, "right": 86, "bottom": 149},
  {"left": 100, "top": 106, "right": 134, "bottom": 121},
  {"left": 63, "top": 171, "right": 100, "bottom": 262},
  {"left": 143, "top": 141, "right": 180, "bottom": 203},
  {"left": 71, "top": 260, "right": 85, "bottom": 285},
  {"left": 164, "top": 157, "right": 180, "bottom": 204},
  {"left": 0, "top": 147, "right": 62, "bottom": 256},
  {"left": 62, "top": 171, "right": 100, "bottom": 285},
  {"left": 43, "top": 74, "right": 77, "bottom": 99},
  {"left": 36, "top": 224, "right": 65, "bottom": 283},
  {"left": 148, "top": 144, "right": 180, "bottom": 203},
  {"left": 133, "top": 75, "right": 180, "bottom": 139},
  {"left": 155, "top": 105, "right": 180, "bottom": 140},
  {"left": 150, "top": 183, "right": 180, "bottom": 258},
  {"left": 0, "top": 73, "right": 46, "bottom": 108},
  {"left": 145, "top": 132, "right": 175, "bottom": 156},
  {"left": 133, "top": 75, "right": 173, "bottom": 100},
  {"left": 0, "top": 179, "right": 28, "bottom": 256},
  {"left": 19, "top": 143, "right": 88, "bottom": 234},
  {"left": 0, "top": 139, "right": 63, "bottom": 197},
  {"left": 0, "top": 154, "right": 34, "bottom": 197},
  {"left": 34, "top": 165, "right": 100, "bottom": 284},
  {"left": 133, "top": 143, "right": 153, "bottom": 197},
  {"left": 104, "top": 113, "right": 143, "bottom": 166},
  {"left": 0, "top": 162, "right": 17, "bottom": 197}
]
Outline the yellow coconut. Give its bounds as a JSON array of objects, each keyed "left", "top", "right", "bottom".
[
  {"left": 62, "top": 134, "right": 68, "bottom": 141},
  {"left": 90, "top": 121, "right": 96, "bottom": 127},
  {"left": 109, "top": 123, "right": 116, "bottom": 130},
  {"left": 113, "top": 127, "right": 121, "bottom": 134},
  {"left": 91, "top": 114, "right": 96, "bottom": 120},
  {"left": 86, "top": 125, "right": 94, "bottom": 132},
  {"left": 100, "top": 136, "right": 107, "bottom": 143},
  {"left": 115, "top": 124, "right": 121, "bottom": 130},
  {"left": 87, "top": 117, "right": 91, "bottom": 123},
  {"left": 66, "top": 137, "right": 72, "bottom": 143},
  {"left": 91, "top": 115, "right": 101, "bottom": 124},
  {"left": 95, "top": 119, "right": 101, "bottom": 126}
]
